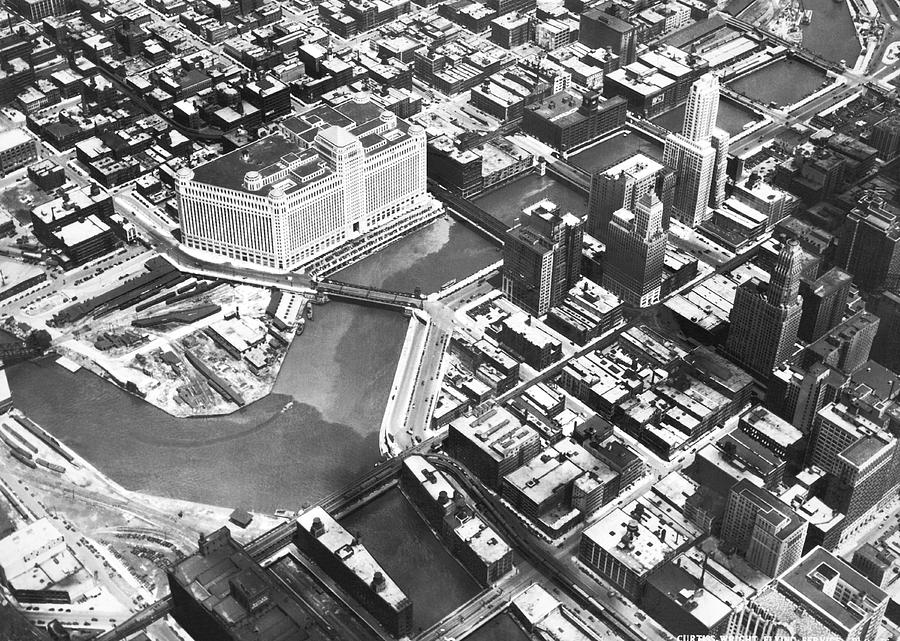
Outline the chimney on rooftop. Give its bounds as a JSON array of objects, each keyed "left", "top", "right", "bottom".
[
  {"left": 371, "top": 571, "right": 386, "bottom": 592},
  {"left": 310, "top": 516, "right": 324, "bottom": 537}
]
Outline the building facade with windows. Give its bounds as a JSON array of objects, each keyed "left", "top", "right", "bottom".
[
  {"left": 177, "top": 96, "right": 430, "bottom": 271},
  {"left": 0, "top": 129, "right": 37, "bottom": 177}
]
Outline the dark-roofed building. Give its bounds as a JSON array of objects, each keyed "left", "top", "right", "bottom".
[
  {"left": 168, "top": 528, "right": 311, "bottom": 641},
  {"left": 836, "top": 192, "right": 900, "bottom": 293},
  {"left": 522, "top": 90, "right": 627, "bottom": 152},
  {"left": 851, "top": 543, "right": 898, "bottom": 589},
  {"left": 579, "top": 8, "right": 636, "bottom": 64},
  {"left": 800, "top": 267, "right": 853, "bottom": 343},
  {"left": 642, "top": 559, "right": 733, "bottom": 636},
  {"left": 718, "top": 429, "right": 786, "bottom": 489},
  {"left": 682, "top": 346, "right": 753, "bottom": 410}
]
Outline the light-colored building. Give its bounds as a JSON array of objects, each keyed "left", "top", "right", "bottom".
[
  {"left": 446, "top": 406, "right": 541, "bottom": 489},
  {"left": 0, "top": 518, "right": 78, "bottom": 591},
  {"left": 664, "top": 133, "right": 716, "bottom": 228},
  {"left": 721, "top": 479, "right": 808, "bottom": 577},
  {"left": 0, "top": 129, "right": 37, "bottom": 177},
  {"left": 296, "top": 506, "right": 413, "bottom": 636},
  {"left": 502, "top": 437, "right": 616, "bottom": 533},
  {"left": 663, "top": 74, "right": 729, "bottom": 228},
  {"left": 579, "top": 493, "right": 700, "bottom": 599},
  {"left": 177, "top": 96, "right": 430, "bottom": 271},
  {"left": 512, "top": 584, "right": 597, "bottom": 640},
  {"left": 809, "top": 402, "right": 899, "bottom": 542}
]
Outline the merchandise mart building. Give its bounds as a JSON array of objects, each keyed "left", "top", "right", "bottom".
[{"left": 176, "top": 94, "right": 433, "bottom": 272}]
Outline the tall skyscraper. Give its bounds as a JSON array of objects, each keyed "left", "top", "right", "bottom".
[
  {"left": 869, "top": 288, "right": 900, "bottom": 372},
  {"left": 871, "top": 115, "right": 900, "bottom": 161},
  {"left": 799, "top": 267, "right": 853, "bottom": 342},
  {"left": 602, "top": 192, "right": 666, "bottom": 307},
  {"left": 726, "top": 239, "right": 803, "bottom": 378},
  {"left": 681, "top": 74, "right": 719, "bottom": 142},
  {"left": 769, "top": 361, "right": 844, "bottom": 434},
  {"left": 836, "top": 192, "right": 900, "bottom": 292},
  {"left": 663, "top": 74, "right": 730, "bottom": 228},
  {"left": 502, "top": 199, "right": 584, "bottom": 316},
  {"left": 586, "top": 153, "right": 664, "bottom": 241}
]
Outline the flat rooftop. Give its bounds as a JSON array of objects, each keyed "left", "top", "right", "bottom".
[
  {"left": 169, "top": 529, "right": 310, "bottom": 641},
  {"left": 297, "top": 507, "right": 409, "bottom": 611},
  {"left": 189, "top": 96, "right": 416, "bottom": 197},
  {"left": 403, "top": 455, "right": 456, "bottom": 504},
  {"left": 0, "top": 127, "right": 33, "bottom": 151},
  {"left": 57, "top": 215, "right": 110, "bottom": 246},
  {"left": 582, "top": 498, "right": 694, "bottom": 577},
  {"left": 779, "top": 547, "right": 887, "bottom": 635},
  {"left": 740, "top": 406, "right": 802, "bottom": 449},
  {"left": 453, "top": 514, "right": 511, "bottom": 565},
  {"left": 645, "top": 562, "right": 732, "bottom": 629},
  {"left": 600, "top": 152, "right": 664, "bottom": 182},
  {"left": 450, "top": 406, "right": 539, "bottom": 463}
]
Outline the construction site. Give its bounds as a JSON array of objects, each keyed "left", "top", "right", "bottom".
[{"left": 9, "top": 254, "right": 309, "bottom": 417}]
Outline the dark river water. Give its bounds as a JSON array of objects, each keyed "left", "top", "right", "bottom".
[
  {"left": 727, "top": 57, "right": 829, "bottom": 107},
  {"left": 341, "top": 488, "right": 480, "bottom": 631}
]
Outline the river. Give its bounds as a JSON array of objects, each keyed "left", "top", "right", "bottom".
[
  {"left": 801, "top": 0, "right": 861, "bottom": 65},
  {"left": 727, "top": 57, "right": 828, "bottom": 107},
  {"left": 5, "top": 208, "right": 519, "bottom": 512},
  {"left": 340, "top": 488, "right": 480, "bottom": 631},
  {"left": 569, "top": 130, "right": 664, "bottom": 174},
  {"left": 8, "top": 302, "right": 404, "bottom": 513}
]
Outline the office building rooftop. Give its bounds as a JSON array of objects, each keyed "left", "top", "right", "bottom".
[
  {"left": 779, "top": 547, "right": 888, "bottom": 636},
  {"left": 739, "top": 406, "right": 802, "bottom": 450},
  {"left": 450, "top": 406, "right": 539, "bottom": 463}
]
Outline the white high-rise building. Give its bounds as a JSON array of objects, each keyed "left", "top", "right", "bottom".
[
  {"left": 664, "top": 135, "right": 716, "bottom": 227},
  {"left": 177, "top": 96, "right": 431, "bottom": 271},
  {"left": 663, "top": 74, "right": 730, "bottom": 228},
  {"left": 681, "top": 74, "right": 719, "bottom": 142}
]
